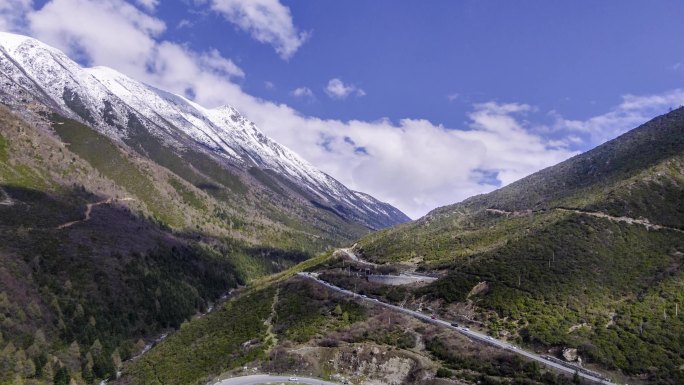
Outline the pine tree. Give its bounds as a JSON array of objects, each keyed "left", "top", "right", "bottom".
[
  {"left": 28, "top": 301, "right": 42, "bottom": 320},
  {"left": 90, "top": 340, "right": 103, "bottom": 357},
  {"left": 53, "top": 367, "right": 70, "bottom": 385},
  {"left": 64, "top": 342, "right": 80, "bottom": 372},
  {"left": 41, "top": 359, "right": 54, "bottom": 380},
  {"left": 111, "top": 349, "right": 122, "bottom": 371}
]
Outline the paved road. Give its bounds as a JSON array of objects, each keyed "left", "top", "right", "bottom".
[
  {"left": 367, "top": 273, "right": 437, "bottom": 286},
  {"left": 215, "top": 374, "right": 340, "bottom": 385},
  {"left": 340, "top": 249, "right": 438, "bottom": 285},
  {"left": 297, "top": 272, "right": 615, "bottom": 385}
]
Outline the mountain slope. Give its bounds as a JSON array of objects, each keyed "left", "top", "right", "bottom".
[
  {"left": 0, "top": 32, "right": 407, "bottom": 385},
  {"left": 349, "top": 108, "right": 684, "bottom": 383},
  {"left": 359, "top": 107, "right": 684, "bottom": 264},
  {"left": 0, "top": 31, "right": 408, "bottom": 231},
  {"left": 437, "top": 106, "right": 684, "bottom": 226},
  {"left": 0, "top": 102, "right": 331, "bottom": 385},
  {"left": 118, "top": 111, "right": 684, "bottom": 385}
]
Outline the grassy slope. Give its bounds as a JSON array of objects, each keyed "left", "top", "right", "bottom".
[
  {"left": 121, "top": 271, "right": 581, "bottom": 385},
  {"left": 52, "top": 114, "right": 366, "bottom": 253},
  {"left": 124, "top": 113, "right": 371, "bottom": 251},
  {"left": 51, "top": 114, "right": 184, "bottom": 227}
]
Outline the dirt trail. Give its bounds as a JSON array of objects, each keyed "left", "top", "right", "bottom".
[
  {"left": 555, "top": 208, "right": 684, "bottom": 233},
  {"left": 263, "top": 288, "right": 280, "bottom": 353},
  {"left": 485, "top": 207, "right": 684, "bottom": 233},
  {"left": 485, "top": 208, "right": 514, "bottom": 215},
  {"left": 338, "top": 248, "right": 378, "bottom": 267},
  {"left": 57, "top": 197, "right": 134, "bottom": 229}
]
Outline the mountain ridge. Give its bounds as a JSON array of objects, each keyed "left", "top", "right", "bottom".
[
  {"left": 426, "top": 106, "right": 684, "bottom": 223},
  {"left": 0, "top": 31, "right": 408, "bottom": 230}
]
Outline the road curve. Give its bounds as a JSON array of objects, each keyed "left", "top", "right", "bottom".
[
  {"left": 297, "top": 272, "right": 615, "bottom": 385},
  {"left": 215, "top": 374, "right": 340, "bottom": 385}
]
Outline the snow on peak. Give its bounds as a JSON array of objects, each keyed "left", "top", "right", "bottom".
[
  {"left": 213, "top": 105, "right": 240, "bottom": 115},
  {"left": 0, "top": 31, "right": 38, "bottom": 51},
  {"left": 0, "top": 32, "right": 409, "bottom": 228}
]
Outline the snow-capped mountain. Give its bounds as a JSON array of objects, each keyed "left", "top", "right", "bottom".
[{"left": 0, "top": 31, "right": 409, "bottom": 229}]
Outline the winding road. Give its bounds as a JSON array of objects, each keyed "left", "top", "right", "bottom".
[
  {"left": 367, "top": 273, "right": 437, "bottom": 286},
  {"left": 215, "top": 374, "right": 340, "bottom": 385},
  {"left": 339, "top": 248, "right": 438, "bottom": 286},
  {"left": 555, "top": 208, "right": 684, "bottom": 233},
  {"left": 297, "top": 272, "right": 615, "bottom": 385}
]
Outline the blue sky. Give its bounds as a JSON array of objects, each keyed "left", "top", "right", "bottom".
[
  {"left": 158, "top": 1, "right": 684, "bottom": 125},
  {"left": 3, "top": 0, "right": 684, "bottom": 217}
]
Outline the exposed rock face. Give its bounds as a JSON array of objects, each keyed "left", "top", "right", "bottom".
[
  {"left": 286, "top": 344, "right": 426, "bottom": 385},
  {"left": 563, "top": 347, "right": 579, "bottom": 362},
  {"left": 467, "top": 281, "right": 490, "bottom": 298}
]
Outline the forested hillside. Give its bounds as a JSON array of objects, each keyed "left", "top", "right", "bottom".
[
  {"left": 0, "top": 90, "right": 396, "bottom": 384},
  {"left": 0, "top": 34, "right": 409, "bottom": 384}
]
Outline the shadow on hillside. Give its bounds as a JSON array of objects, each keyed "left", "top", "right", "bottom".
[{"left": 0, "top": 184, "right": 316, "bottom": 382}]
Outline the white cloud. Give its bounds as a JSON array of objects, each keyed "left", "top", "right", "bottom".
[
  {"left": 291, "top": 86, "right": 313, "bottom": 98},
  {"left": 140, "top": 41, "right": 249, "bottom": 109},
  {"left": 325, "top": 78, "right": 365, "bottom": 100},
  {"left": 0, "top": 0, "right": 33, "bottom": 32},
  {"left": 134, "top": 0, "right": 158, "bottom": 12},
  {"left": 447, "top": 93, "right": 459, "bottom": 102},
  {"left": 554, "top": 89, "right": 684, "bottom": 146},
  {"left": 209, "top": 0, "right": 308, "bottom": 60},
  {"left": 198, "top": 49, "right": 244, "bottom": 78},
  {"left": 221, "top": 97, "right": 577, "bottom": 218},
  {"left": 2, "top": 0, "right": 680, "bottom": 219},
  {"left": 8, "top": 0, "right": 245, "bottom": 106},
  {"left": 28, "top": 0, "right": 165, "bottom": 73},
  {"left": 177, "top": 19, "right": 192, "bottom": 29}
]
